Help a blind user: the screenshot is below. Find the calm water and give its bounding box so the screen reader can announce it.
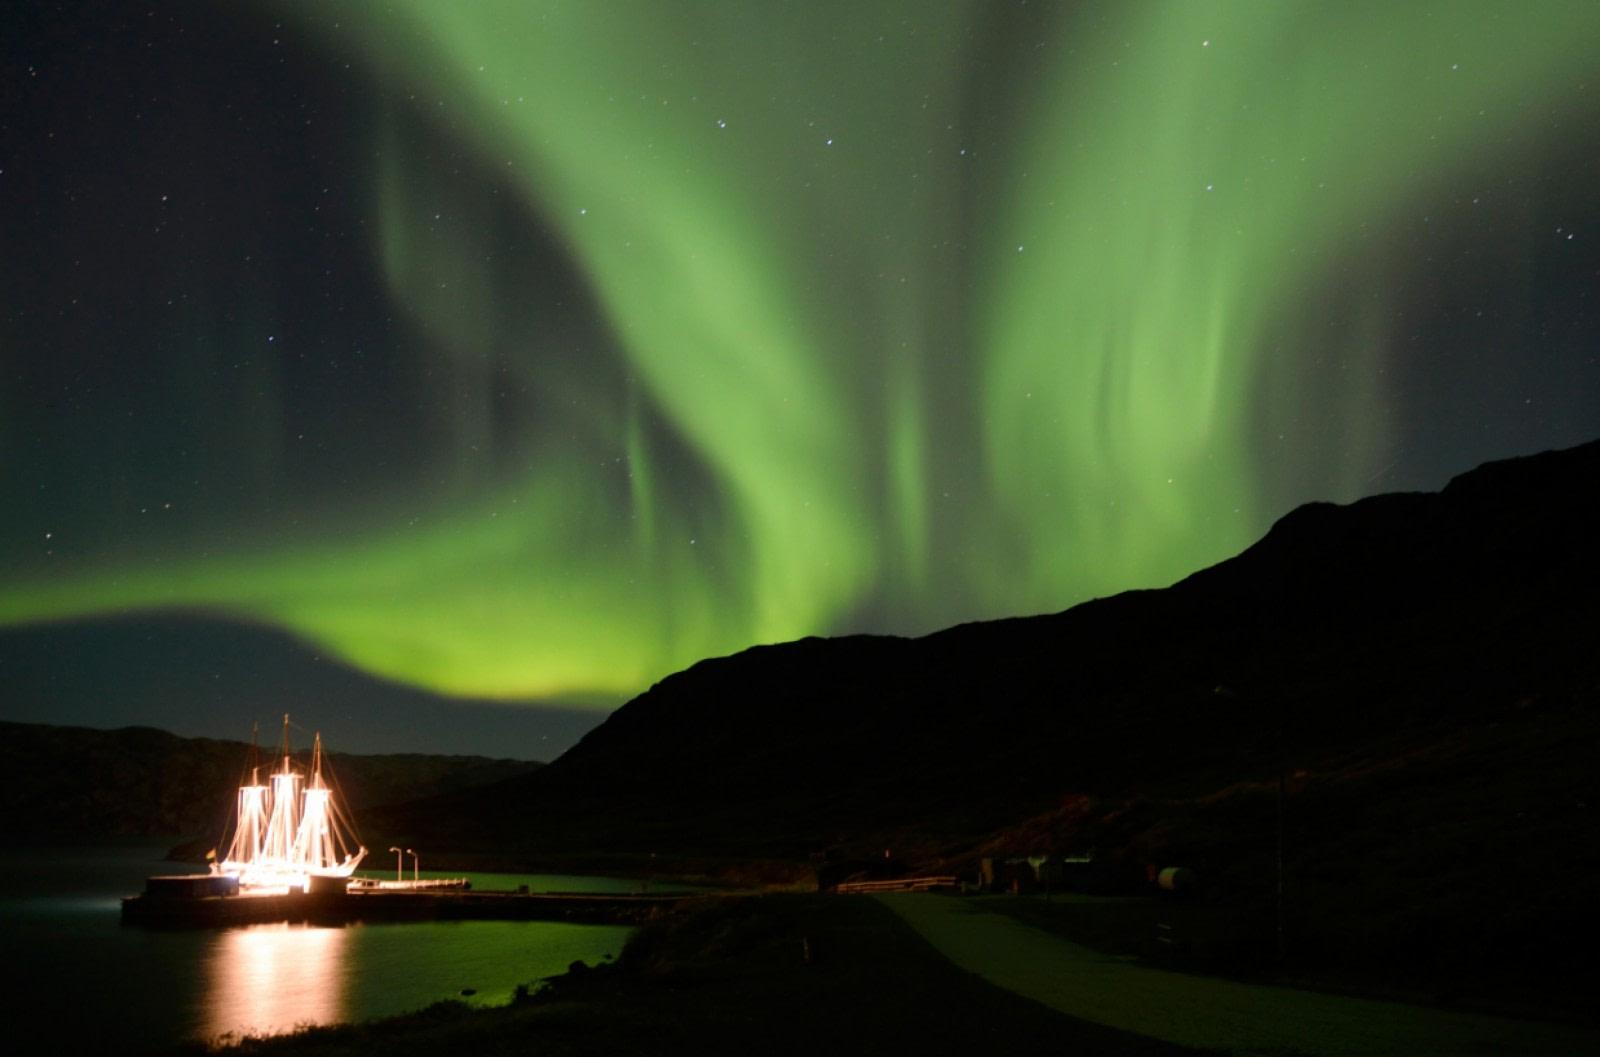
[0,848,646,1054]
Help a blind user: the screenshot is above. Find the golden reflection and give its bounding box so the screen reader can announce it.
[199,923,349,1042]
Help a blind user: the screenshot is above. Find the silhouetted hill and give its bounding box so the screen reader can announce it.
[0,720,542,843]
[388,441,1596,856]
[370,441,1599,984]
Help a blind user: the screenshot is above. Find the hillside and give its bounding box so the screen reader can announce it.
[370,440,1599,982]
[387,440,1596,848]
[0,721,541,843]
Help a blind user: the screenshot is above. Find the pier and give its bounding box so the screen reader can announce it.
[122,880,692,928]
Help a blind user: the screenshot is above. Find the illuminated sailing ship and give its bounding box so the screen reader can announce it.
[212,716,367,892]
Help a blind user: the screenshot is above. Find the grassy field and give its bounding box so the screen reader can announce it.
[965,892,1597,1027]
[880,893,1600,1057]
[174,895,1198,1056]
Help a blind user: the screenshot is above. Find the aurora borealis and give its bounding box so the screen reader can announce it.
[3,2,1598,732]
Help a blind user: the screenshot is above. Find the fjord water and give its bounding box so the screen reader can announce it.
[0,847,638,1053]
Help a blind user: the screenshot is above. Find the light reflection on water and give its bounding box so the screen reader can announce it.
[1,848,636,1054]
[202,923,349,1041]
[191,918,635,1045]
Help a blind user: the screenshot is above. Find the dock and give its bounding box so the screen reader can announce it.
[121,880,692,928]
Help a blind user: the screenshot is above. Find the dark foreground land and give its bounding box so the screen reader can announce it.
[361,439,1600,998]
[168,894,1195,1057]
[960,894,1598,1031]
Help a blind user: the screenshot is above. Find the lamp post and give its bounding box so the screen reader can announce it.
[389,846,403,883]
[407,848,419,883]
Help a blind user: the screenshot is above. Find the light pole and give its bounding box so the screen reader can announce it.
[407,848,419,882]
[389,846,403,883]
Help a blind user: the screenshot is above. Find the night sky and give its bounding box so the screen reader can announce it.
[3,1,1597,752]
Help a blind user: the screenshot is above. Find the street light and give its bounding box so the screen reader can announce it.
[406,848,419,883]
[389,846,403,883]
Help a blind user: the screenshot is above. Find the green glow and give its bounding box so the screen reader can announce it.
[976,2,1600,609]
[3,2,1596,702]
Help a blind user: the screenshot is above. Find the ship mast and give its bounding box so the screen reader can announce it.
[260,714,301,868]
[224,722,268,868]
[295,732,336,872]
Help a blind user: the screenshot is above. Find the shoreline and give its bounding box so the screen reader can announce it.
[168,892,1600,1057]
[163,893,1196,1057]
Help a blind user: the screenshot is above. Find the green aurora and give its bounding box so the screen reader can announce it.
[3,1,1597,704]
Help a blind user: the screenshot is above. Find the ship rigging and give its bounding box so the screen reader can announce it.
[212,715,366,892]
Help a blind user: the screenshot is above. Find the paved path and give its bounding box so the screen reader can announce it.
[878,894,1597,1057]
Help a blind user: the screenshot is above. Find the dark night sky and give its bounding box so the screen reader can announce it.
[2,1,1597,756]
